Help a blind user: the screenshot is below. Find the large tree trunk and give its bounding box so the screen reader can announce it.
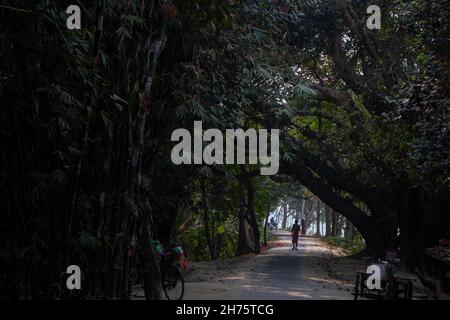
[300,197,306,219]
[397,183,450,270]
[201,179,217,260]
[397,187,428,270]
[245,179,261,254]
[325,206,332,236]
[140,218,161,300]
[134,9,169,300]
[316,198,321,236]
[263,206,270,246]
[331,210,338,236]
[235,202,255,256]
[281,202,288,229]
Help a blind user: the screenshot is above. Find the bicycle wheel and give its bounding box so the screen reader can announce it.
[162,265,184,300]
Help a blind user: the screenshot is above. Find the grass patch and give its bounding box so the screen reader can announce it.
[323,235,366,255]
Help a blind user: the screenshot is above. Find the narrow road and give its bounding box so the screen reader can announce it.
[183,231,361,300]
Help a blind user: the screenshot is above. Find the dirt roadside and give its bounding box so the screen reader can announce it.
[132,230,438,300]
[183,231,366,300]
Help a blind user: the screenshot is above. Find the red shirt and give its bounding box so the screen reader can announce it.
[291,224,300,237]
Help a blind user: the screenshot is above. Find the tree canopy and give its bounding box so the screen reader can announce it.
[0,0,448,299]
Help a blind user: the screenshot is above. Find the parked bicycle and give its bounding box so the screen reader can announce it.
[159,250,185,300]
[128,241,187,300]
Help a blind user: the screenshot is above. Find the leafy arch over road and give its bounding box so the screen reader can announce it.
[247,0,450,264]
[0,0,448,299]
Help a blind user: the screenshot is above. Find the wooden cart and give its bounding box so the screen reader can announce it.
[353,264,414,300]
[425,246,450,294]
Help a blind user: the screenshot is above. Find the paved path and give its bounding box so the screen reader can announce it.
[183,231,357,300]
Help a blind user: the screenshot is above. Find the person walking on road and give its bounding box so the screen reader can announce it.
[291,219,300,250]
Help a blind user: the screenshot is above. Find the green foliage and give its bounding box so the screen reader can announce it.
[1,0,449,299]
[177,228,211,262]
[323,234,366,255]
